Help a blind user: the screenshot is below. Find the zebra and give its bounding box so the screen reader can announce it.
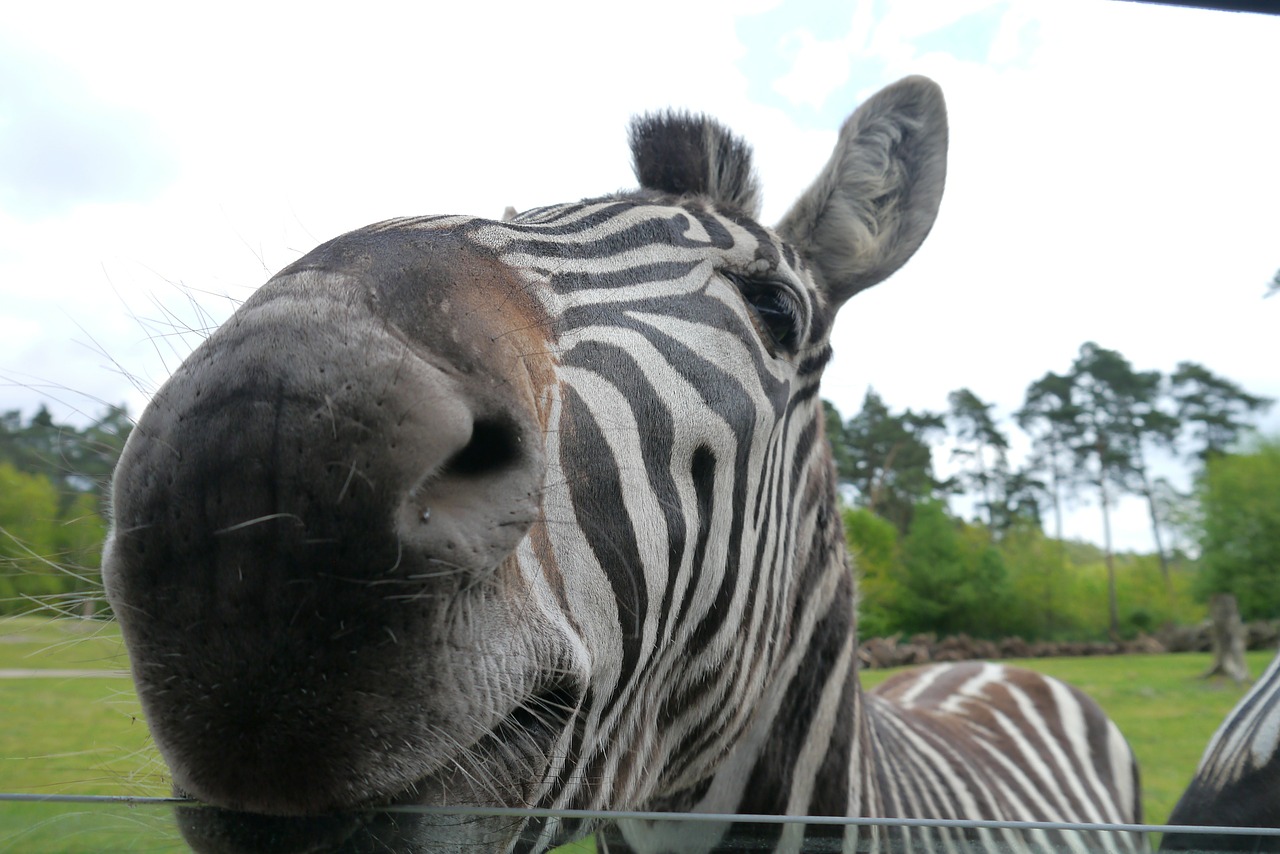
[1161,649,1280,852]
[101,76,1145,853]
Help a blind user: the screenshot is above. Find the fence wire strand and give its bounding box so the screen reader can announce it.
[2,794,1277,839]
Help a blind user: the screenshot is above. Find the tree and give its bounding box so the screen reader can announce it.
[1118,374,1180,586]
[997,519,1066,639]
[52,490,110,617]
[0,405,59,476]
[843,506,900,639]
[828,390,948,534]
[1017,371,1078,546]
[60,404,133,514]
[947,388,1010,534]
[1150,475,1197,559]
[1017,370,1078,628]
[1064,342,1168,636]
[1021,344,1175,636]
[823,400,856,484]
[892,501,1014,638]
[0,404,132,514]
[1194,437,1280,620]
[1168,361,1272,463]
[0,462,62,614]
[0,404,130,616]
[999,466,1047,533]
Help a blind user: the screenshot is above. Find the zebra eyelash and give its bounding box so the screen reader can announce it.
[723,272,805,354]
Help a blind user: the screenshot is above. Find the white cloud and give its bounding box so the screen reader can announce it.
[771,29,856,110]
[770,4,875,109]
[0,40,178,218]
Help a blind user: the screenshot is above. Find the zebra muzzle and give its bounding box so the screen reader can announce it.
[103,244,555,816]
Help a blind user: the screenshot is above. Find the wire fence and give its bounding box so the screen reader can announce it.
[4,792,1279,848]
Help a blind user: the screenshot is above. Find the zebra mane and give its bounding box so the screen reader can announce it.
[628,111,762,217]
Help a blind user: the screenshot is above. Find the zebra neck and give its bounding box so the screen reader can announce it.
[739,568,874,817]
[606,510,883,851]
[667,567,877,819]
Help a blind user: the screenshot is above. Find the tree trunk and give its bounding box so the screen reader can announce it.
[1201,593,1250,684]
[868,441,902,515]
[1142,483,1170,585]
[1133,449,1171,589]
[1049,460,1070,635]
[1099,475,1119,641]
[1048,450,1066,638]
[976,449,994,534]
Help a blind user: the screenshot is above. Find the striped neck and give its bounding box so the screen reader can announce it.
[648,460,876,819]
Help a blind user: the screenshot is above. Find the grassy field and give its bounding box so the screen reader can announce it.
[0,615,1270,850]
[0,617,175,851]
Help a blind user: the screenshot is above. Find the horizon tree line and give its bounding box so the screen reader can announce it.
[824,341,1273,639]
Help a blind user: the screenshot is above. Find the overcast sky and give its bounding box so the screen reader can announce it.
[2,1,1277,552]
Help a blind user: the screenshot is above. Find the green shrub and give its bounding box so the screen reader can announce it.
[846,499,1205,642]
[1194,437,1280,619]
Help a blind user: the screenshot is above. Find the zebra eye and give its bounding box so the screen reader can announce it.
[728,274,802,353]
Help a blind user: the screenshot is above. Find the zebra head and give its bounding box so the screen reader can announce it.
[102,77,947,850]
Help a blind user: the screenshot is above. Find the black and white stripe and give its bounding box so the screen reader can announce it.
[103,76,1147,854]
[455,116,1140,850]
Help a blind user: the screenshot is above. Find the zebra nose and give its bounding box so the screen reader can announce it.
[105,281,547,607]
[394,412,540,576]
[101,275,551,814]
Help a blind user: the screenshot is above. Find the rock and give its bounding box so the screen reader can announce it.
[897,643,932,667]
[999,637,1032,659]
[1123,633,1166,655]
[1246,620,1280,651]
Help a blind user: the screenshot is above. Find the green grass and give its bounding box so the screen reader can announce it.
[0,800,185,853]
[0,616,174,851]
[0,615,1269,850]
[0,615,132,672]
[0,617,165,798]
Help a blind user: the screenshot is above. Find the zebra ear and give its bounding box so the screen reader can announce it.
[777,76,947,307]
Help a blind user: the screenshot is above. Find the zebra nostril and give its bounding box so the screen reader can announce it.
[440,416,524,478]
[393,410,539,576]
